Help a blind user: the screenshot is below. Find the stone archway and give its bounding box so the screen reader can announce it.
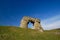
[20,16,43,32]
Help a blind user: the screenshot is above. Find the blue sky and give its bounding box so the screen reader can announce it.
[0,0,60,30]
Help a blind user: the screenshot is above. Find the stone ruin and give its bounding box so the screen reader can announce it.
[20,16,43,32]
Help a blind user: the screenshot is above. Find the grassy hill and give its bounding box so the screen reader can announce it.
[0,26,60,40]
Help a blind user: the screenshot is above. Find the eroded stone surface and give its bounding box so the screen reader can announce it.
[20,16,43,32]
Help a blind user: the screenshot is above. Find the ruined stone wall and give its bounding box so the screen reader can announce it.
[20,16,43,32]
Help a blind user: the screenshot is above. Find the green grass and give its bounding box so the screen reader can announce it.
[0,26,60,40]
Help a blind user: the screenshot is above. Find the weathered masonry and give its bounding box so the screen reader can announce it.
[20,16,43,32]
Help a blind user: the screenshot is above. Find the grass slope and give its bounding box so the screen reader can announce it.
[0,26,60,40]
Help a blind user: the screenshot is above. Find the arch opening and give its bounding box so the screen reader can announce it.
[28,20,34,29]
[28,22,33,29]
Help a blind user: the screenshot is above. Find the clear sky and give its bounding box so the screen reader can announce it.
[0,0,60,30]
